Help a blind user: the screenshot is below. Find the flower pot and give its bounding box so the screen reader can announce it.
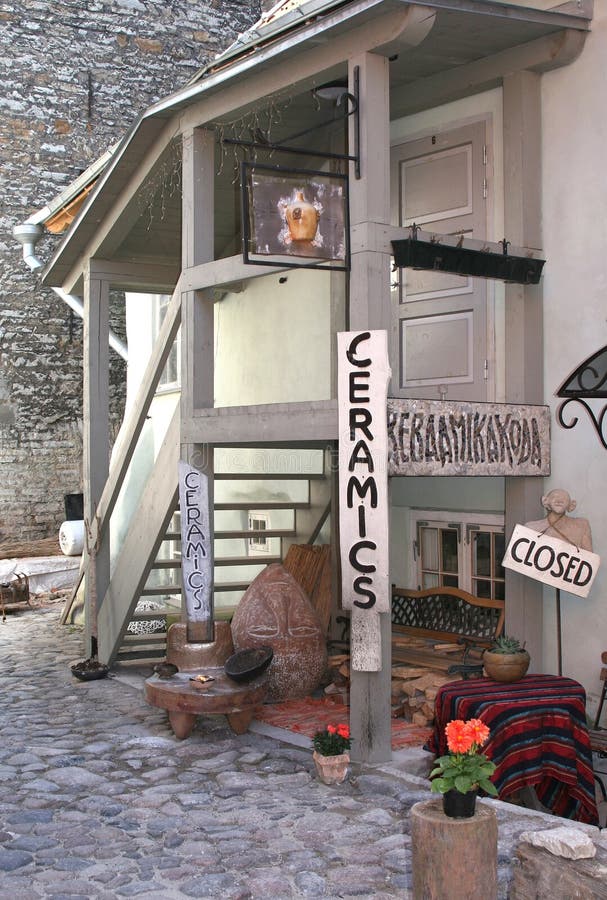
[483,649,530,683]
[313,750,350,785]
[442,788,477,818]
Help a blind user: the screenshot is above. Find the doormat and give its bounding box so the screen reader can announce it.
[254,695,433,751]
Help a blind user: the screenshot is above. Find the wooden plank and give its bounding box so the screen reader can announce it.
[89,280,182,552]
[181,400,338,444]
[83,265,110,657]
[347,50,392,765]
[182,254,289,293]
[503,71,545,665]
[97,406,180,666]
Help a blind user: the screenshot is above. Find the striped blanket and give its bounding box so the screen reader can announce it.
[428,674,598,825]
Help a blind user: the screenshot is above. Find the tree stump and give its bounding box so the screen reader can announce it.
[411,798,498,899]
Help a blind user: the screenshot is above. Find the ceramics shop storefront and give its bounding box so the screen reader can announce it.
[29,0,599,763]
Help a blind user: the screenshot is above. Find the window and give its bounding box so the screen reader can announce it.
[410,509,504,599]
[153,294,180,390]
[248,512,270,555]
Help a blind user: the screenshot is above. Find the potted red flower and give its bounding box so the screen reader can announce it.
[430,718,498,817]
[312,722,351,784]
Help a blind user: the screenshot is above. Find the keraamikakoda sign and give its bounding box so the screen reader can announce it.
[387,398,550,476]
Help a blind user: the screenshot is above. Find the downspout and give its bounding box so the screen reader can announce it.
[12,223,128,361]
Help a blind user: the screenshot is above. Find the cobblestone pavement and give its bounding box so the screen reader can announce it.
[0,604,587,899]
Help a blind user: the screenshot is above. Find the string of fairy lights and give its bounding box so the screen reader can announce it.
[137,89,331,228]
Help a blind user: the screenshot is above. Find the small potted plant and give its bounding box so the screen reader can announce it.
[430,718,498,817]
[483,634,530,683]
[312,723,351,784]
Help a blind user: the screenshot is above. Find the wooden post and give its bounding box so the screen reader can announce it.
[347,51,392,764]
[503,71,544,670]
[83,262,110,657]
[411,799,498,900]
[181,127,215,643]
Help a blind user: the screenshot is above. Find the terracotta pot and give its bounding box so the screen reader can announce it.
[285,191,319,242]
[313,750,350,785]
[442,788,477,818]
[483,649,530,683]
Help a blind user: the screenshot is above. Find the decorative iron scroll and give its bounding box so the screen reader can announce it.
[556,345,607,450]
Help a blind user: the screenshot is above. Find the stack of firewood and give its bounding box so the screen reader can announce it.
[324,654,461,725]
[391,666,460,726]
[325,653,351,705]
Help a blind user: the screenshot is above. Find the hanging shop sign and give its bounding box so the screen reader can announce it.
[387,398,550,477]
[241,162,349,271]
[502,524,600,598]
[179,461,213,624]
[338,330,391,672]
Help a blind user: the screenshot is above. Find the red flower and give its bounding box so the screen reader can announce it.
[327,725,337,734]
[336,724,350,739]
[466,718,490,748]
[445,719,475,754]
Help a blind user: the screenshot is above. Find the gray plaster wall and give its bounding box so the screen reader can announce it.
[0,0,260,543]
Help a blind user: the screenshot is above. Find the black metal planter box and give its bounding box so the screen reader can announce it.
[391,238,545,285]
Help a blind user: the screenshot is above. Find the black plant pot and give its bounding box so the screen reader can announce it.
[442,789,477,818]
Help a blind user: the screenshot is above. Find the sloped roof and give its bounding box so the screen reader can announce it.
[39,0,592,289]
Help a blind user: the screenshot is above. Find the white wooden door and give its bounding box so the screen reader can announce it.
[391,122,490,402]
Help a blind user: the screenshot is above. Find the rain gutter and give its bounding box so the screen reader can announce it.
[13,222,128,361]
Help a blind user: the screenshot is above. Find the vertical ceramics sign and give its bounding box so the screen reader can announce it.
[502,524,600,598]
[338,330,391,671]
[178,461,213,625]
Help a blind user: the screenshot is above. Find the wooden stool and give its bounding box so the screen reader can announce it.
[145,667,267,739]
[411,798,498,899]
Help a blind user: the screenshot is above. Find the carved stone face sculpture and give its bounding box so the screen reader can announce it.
[231,563,327,701]
[542,489,575,516]
[525,487,593,552]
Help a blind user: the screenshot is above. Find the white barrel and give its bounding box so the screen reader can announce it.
[59,520,85,556]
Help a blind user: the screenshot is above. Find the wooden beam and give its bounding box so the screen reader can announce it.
[181,127,215,639]
[178,6,433,134]
[503,71,544,671]
[181,128,215,419]
[83,263,110,657]
[181,400,338,445]
[182,255,290,293]
[89,278,182,550]
[73,259,178,292]
[390,29,586,120]
[97,406,180,666]
[347,51,392,765]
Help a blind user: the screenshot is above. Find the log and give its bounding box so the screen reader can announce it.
[0,536,61,560]
[412,711,432,726]
[411,799,498,900]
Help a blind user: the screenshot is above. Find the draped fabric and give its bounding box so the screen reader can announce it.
[428,675,598,825]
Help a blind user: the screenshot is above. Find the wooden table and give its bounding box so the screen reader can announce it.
[145,668,268,739]
[428,674,598,825]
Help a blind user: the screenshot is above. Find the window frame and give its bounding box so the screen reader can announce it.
[408,508,504,598]
[153,293,180,393]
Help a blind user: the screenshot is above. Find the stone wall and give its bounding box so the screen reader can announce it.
[0,0,260,542]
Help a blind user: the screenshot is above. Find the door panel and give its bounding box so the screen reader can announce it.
[391,122,489,401]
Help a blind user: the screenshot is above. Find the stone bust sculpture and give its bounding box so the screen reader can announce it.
[525,488,593,552]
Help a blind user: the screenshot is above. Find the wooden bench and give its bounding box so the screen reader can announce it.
[391,586,505,674]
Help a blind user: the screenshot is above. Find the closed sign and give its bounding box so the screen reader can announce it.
[503,524,600,598]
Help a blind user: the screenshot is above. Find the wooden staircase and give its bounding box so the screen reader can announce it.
[110,449,330,665]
